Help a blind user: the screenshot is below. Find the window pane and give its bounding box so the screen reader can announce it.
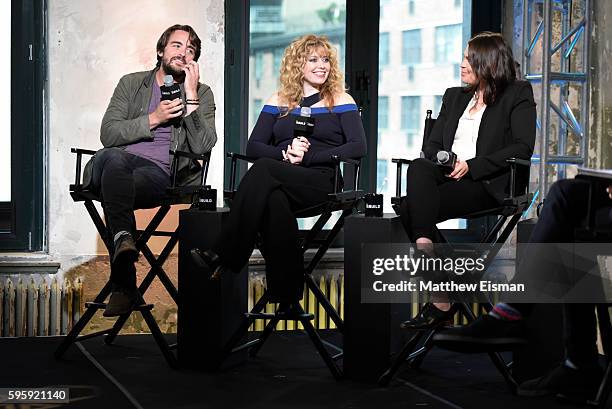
[379,32,389,66]
[435,24,462,64]
[377,0,469,215]
[0,2,10,202]
[378,96,389,129]
[402,29,421,65]
[377,159,388,193]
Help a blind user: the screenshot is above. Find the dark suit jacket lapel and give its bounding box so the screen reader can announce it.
[444,90,472,149]
[476,104,491,155]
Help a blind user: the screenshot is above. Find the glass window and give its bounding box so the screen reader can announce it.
[249,0,347,230]
[273,47,284,75]
[433,95,443,116]
[379,32,390,67]
[254,52,264,81]
[377,0,469,218]
[248,0,346,135]
[401,96,421,132]
[252,98,263,124]
[0,2,10,203]
[435,24,462,64]
[402,29,421,65]
[378,96,389,129]
[376,159,388,193]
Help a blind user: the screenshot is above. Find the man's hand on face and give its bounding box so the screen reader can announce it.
[183,61,200,98]
[149,98,183,129]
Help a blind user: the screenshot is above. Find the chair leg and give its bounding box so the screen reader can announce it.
[55,306,100,359]
[249,317,279,357]
[590,361,612,408]
[305,275,344,332]
[456,302,518,392]
[300,314,343,380]
[140,308,178,369]
[222,293,270,359]
[407,329,436,369]
[55,282,112,359]
[378,331,426,386]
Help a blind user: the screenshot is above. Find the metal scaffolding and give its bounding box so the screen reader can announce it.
[521,0,590,197]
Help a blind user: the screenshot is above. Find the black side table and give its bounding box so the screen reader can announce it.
[177,207,248,370]
[343,213,413,381]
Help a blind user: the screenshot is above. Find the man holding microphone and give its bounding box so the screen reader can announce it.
[84,24,217,316]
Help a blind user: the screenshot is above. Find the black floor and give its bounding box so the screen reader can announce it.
[0,333,608,409]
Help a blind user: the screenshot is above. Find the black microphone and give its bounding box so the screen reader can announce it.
[435,150,458,172]
[294,106,315,138]
[160,75,181,101]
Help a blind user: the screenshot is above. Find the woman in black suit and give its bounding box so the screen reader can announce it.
[399,32,536,329]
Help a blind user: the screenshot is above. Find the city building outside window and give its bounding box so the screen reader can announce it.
[402,29,421,65]
[435,24,462,64]
[378,96,389,130]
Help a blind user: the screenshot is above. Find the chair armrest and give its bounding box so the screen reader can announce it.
[169,150,211,189]
[70,147,97,188]
[391,158,413,165]
[226,151,257,163]
[170,149,209,161]
[331,155,360,166]
[506,158,531,167]
[71,148,97,155]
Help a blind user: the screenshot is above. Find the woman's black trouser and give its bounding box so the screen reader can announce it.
[511,179,603,369]
[89,147,170,289]
[213,158,335,303]
[398,158,498,242]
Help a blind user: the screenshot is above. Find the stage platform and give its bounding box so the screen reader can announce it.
[0,332,606,409]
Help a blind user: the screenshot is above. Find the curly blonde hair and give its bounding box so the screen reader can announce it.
[278,34,345,113]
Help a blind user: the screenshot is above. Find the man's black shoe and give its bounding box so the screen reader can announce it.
[400,303,457,330]
[518,363,602,402]
[433,315,527,352]
[113,233,138,265]
[103,287,141,317]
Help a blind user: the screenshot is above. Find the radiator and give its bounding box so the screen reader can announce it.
[0,276,83,337]
[249,273,344,332]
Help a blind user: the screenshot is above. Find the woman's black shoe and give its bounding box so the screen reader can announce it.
[400,303,456,330]
[190,248,222,279]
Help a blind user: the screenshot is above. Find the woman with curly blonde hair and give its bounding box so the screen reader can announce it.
[191,34,366,307]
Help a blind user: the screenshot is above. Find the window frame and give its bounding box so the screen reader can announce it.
[1,0,46,251]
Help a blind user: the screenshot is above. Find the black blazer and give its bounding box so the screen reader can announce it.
[423,80,536,204]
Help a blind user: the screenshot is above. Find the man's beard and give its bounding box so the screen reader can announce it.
[161,57,186,77]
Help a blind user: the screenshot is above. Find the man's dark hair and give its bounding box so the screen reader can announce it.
[465,32,517,105]
[156,24,202,66]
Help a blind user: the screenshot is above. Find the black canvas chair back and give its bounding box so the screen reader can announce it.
[55,148,211,368]
[219,152,363,380]
[381,111,533,390]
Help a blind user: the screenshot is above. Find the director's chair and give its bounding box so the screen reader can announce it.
[379,110,532,391]
[54,147,210,368]
[217,152,363,379]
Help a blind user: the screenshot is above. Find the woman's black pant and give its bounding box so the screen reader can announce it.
[213,158,335,303]
[398,158,498,242]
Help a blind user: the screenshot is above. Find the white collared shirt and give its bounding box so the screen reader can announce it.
[451,96,486,161]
